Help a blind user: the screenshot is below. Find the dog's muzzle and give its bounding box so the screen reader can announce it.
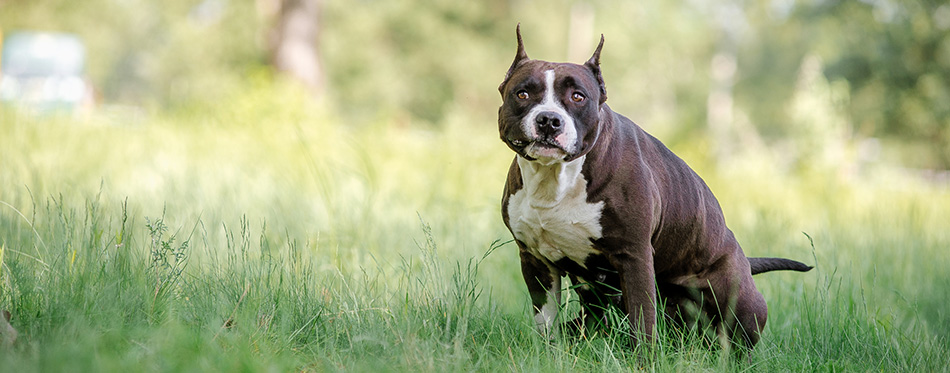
[535,111,564,137]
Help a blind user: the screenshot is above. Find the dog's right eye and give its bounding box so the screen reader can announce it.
[516,91,529,100]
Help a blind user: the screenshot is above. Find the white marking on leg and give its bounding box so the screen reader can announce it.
[534,275,561,336]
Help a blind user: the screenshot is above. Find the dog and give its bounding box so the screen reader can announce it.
[498,26,812,348]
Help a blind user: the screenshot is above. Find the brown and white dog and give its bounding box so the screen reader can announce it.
[498,26,811,348]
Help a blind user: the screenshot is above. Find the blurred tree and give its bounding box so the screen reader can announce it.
[261,0,323,96]
[726,0,950,169]
[798,0,950,169]
[320,0,510,124]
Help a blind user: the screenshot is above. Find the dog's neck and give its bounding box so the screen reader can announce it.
[517,155,587,208]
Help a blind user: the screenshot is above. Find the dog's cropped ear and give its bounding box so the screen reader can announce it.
[499,24,529,94]
[585,34,607,104]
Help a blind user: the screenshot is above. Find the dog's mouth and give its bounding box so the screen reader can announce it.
[508,137,569,162]
[509,139,529,149]
[533,138,562,149]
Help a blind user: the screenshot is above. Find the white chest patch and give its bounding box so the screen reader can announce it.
[507,156,604,267]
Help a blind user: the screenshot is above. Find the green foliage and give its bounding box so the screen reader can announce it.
[0,0,262,107]
[734,0,950,168]
[4,0,949,165]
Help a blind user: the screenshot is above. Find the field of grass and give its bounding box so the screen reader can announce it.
[1,83,949,371]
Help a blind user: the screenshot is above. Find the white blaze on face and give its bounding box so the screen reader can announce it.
[522,69,578,163]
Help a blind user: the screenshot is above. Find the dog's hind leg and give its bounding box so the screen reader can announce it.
[698,254,769,349]
[657,282,702,330]
[722,278,768,348]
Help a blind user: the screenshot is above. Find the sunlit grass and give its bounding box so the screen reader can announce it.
[1,83,948,370]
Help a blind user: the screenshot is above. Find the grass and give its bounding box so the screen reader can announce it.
[1,84,949,371]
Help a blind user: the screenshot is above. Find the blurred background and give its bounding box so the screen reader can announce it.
[2,0,950,336]
[2,0,949,171]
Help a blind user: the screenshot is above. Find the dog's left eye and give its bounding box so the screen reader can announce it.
[516,90,529,100]
[571,92,585,103]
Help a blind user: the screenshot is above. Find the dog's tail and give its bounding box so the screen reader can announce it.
[748,257,813,275]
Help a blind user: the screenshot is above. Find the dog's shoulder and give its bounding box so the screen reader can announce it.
[501,156,523,226]
[503,156,524,195]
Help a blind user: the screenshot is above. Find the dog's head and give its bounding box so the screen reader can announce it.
[497,25,607,165]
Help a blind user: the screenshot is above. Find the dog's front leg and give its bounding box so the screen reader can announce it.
[520,249,562,337]
[609,247,658,344]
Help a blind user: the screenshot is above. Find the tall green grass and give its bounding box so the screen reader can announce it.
[1,84,948,370]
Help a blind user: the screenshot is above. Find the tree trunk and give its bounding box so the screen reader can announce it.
[264,0,322,96]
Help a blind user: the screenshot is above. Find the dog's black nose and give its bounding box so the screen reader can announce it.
[536,111,563,135]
